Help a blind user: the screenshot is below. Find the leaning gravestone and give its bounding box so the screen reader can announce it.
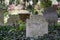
[26,15,48,38]
[7,15,20,26]
[43,7,58,26]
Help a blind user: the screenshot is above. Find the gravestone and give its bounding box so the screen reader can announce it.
[43,7,58,26]
[18,10,30,22]
[7,15,20,26]
[26,15,48,38]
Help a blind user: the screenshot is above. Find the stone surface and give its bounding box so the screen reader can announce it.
[7,15,20,26]
[43,7,58,26]
[26,15,48,38]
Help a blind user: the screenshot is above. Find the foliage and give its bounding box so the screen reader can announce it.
[0,26,26,40]
[18,20,26,31]
[27,4,33,11]
[57,0,60,2]
[0,23,60,40]
[0,0,4,3]
[4,11,8,17]
[33,9,38,15]
[57,7,60,17]
[9,0,15,4]
[16,0,20,5]
[40,0,52,8]
[33,0,38,5]
[0,3,7,9]
[0,19,26,40]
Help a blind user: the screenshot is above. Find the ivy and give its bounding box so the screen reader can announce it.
[40,0,52,8]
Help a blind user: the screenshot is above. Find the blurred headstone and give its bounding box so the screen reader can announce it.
[26,15,48,38]
[19,10,30,22]
[43,7,58,26]
[7,15,19,26]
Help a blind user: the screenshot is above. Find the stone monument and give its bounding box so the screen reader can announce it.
[26,15,48,38]
[43,7,58,26]
[7,15,20,26]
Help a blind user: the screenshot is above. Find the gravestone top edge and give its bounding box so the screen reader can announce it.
[27,15,48,23]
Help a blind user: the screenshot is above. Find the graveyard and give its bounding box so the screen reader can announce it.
[0,0,60,40]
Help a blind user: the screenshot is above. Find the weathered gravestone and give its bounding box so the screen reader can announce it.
[19,10,30,22]
[7,15,20,26]
[43,7,58,26]
[26,15,48,38]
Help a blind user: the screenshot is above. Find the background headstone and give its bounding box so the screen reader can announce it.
[26,15,48,38]
[18,10,30,22]
[43,7,58,26]
[19,13,30,22]
[7,15,19,26]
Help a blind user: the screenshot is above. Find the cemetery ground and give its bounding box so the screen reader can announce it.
[0,21,60,40]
